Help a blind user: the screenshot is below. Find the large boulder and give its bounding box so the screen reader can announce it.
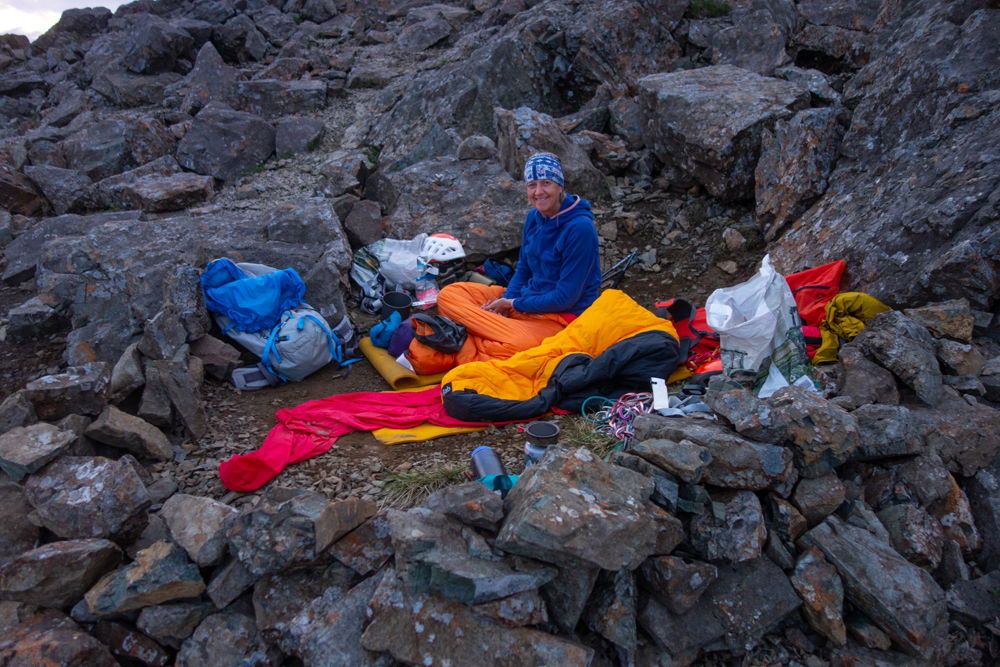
[495,106,605,195]
[176,102,275,182]
[771,0,1000,310]
[638,64,809,200]
[122,14,195,74]
[381,156,526,258]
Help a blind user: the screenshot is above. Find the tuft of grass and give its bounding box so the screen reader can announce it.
[306,134,323,152]
[561,415,620,460]
[380,465,466,509]
[361,142,382,166]
[687,0,731,18]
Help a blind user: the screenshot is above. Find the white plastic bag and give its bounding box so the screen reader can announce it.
[705,255,813,395]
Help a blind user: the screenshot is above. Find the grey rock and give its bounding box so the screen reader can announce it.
[205,557,256,609]
[755,386,860,477]
[389,507,554,605]
[116,171,216,213]
[584,568,637,660]
[608,451,680,513]
[176,610,271,667]
[90,68,184,108]
[639,555,718,616]
[212,14,268,64]
[793,475,847,525]
[0,538,122,609]
[235,79,327,119]
[273,572,385,666]
[936,338,985,376]
[0,392,36,437]
[316,150,368,198]
[910,388,1000,476]
[275,116,325,156]
[837,343,900,407]
[967,455,1000,572]
[34,6,112,49]
[935,539,970,589]
[397,16,452,51]
[146,359,206,439]
[774,65,842,105]
[851,404,924,461]
[327,510,394,577]
[61,117,174,181]
[159,494,237,567]
[790,546,847,646]
[23,165,92,215]
[0,159,43,216]
[253,559,357,645]
[457,134,498,160]
[2,295,69,343]
[894,453,953,508]
[23,363,110,422]
[136,602,214,650]
[764,493,809,543]
[362,567,593,666]
[845,610,893,651]
[856,311,943,406]
[85,540,205,616]
[540,558,600,634]
[139,308,188,361]
[639,557,801,656]
[123,14,195,74]
[946,571,1000,625]
[639,64,808,200]
[361,170,398,215]
[0,482,38,566]
[799,515,947,657]
[24,455,150,541]
[342,199,384,249]
[381,156,527,258]
[176,102,274,182]
[928,474,981,556]
[85,405,173,462]
[631,438,712,484]
[139,363,173,429]
[904,298,975,343]
[91,619,172,667]
[0,423,76,481]
[495,106,606,196]
[756,107,844,241]
[770,1,998,311]
[497,447,661,570]
[631,414,796,491]
[227,489,375,577]
[690,489,767,563]
[109,342,145,403]
[189,334,242,382]
[169,41,240,115]
[425,481,504,531]
[0,610,117,666]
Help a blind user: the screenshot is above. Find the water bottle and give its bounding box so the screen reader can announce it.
[470,446,506,479]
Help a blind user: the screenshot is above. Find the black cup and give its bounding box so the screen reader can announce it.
[381,291,413,319]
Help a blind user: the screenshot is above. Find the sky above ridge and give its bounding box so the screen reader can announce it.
[1,1,129,41]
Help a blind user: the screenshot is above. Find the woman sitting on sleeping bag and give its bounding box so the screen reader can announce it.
[407,152,602,374]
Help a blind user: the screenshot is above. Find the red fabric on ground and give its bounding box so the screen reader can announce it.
[219,386,494,491]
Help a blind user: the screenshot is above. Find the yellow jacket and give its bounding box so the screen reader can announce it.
[813,292,891,364]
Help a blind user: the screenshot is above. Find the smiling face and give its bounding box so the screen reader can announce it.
[526,179,564,218]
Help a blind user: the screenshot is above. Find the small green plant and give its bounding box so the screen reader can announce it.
[292,14,303,25]
[562,416,620,460]
[380,465,466,508]
[361,142,382,166]
[246,164,267,175]
[306,135,323,152]
[687,0,731,19]
[278,151,294,161]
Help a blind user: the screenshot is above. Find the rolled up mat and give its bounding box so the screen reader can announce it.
[359,336,447,390]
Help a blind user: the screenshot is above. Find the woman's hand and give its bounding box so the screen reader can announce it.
[482,297,514,316]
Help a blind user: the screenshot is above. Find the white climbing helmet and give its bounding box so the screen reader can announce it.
[421,233,466,262]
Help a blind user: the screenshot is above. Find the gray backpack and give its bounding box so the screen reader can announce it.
[212,262,355,383]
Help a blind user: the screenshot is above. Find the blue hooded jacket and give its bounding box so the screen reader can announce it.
[503,193,601,315]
